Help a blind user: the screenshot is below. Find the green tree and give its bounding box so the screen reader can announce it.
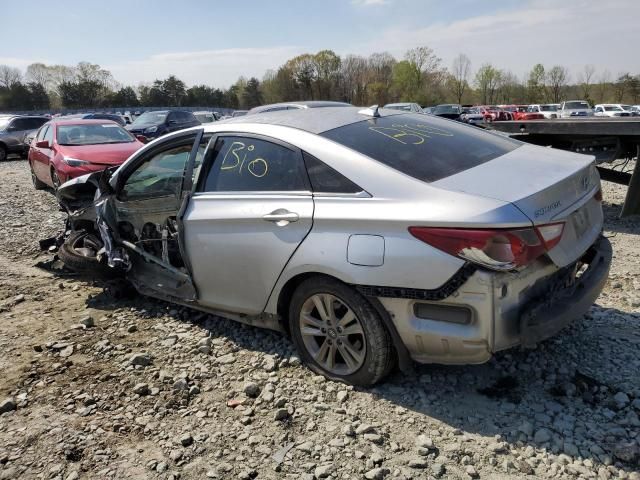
[27,82,50,109]
[242,77,263,108]
[161,75,187,106]
[391,60,421,101]
[474,64,501,104]
[110,86,139,106]
[527,63,546,103]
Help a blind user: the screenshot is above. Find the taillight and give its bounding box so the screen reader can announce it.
[408,223,564,271]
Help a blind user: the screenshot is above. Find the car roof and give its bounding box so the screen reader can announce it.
[47,119,120,126]
[1,115,49,119]
[219,106,407,135]
[249,101,350,114]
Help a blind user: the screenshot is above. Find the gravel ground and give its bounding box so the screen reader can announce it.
[0,157,639,480]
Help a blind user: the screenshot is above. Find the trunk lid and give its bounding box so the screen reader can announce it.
[432,144,603,267]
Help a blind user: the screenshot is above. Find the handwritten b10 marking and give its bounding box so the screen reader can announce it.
[220,141,269,178]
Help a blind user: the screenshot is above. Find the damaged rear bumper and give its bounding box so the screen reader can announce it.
[373,235,612,365]
[517,235,612,347]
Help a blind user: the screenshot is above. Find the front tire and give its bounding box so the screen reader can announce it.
[289,277,394,386]
[50,168,61,190]
[58,230,114,276]
[0,145,6,161]
[30,162,46,190]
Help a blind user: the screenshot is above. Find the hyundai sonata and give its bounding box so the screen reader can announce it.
[56,106,611,385]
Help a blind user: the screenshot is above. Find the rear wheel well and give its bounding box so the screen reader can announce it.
[276,272,411,371]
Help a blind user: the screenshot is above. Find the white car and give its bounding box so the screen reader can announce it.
[559,100,593,118]
[593,104,632,118]
[527,104,559,119]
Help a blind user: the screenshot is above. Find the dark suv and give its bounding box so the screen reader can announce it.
[126,110,200,140]
[0,115,50,160]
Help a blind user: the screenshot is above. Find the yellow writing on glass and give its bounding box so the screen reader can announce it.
[220,141,269,178]
[369,123,454,144]
[369,127,425,145]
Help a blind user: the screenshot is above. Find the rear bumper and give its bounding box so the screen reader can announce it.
[517,235,611,347]
[373,235,611,365]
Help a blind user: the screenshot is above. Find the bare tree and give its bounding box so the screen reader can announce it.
[547,65,570,103]
[577,64,596,102]
[0,65,22,88]
[25,63,52,89]
[340,55,369,104]
[405,46,441,74]
[450,54,471,104]
[596,70,611,103]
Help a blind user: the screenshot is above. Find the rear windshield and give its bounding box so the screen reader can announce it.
[565,101,590,109]
[321,114,520,183]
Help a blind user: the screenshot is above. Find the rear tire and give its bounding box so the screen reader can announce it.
[289,277,394,386]
[58,230,114,276]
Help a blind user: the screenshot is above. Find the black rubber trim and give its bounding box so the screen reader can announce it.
[354,263,477,301]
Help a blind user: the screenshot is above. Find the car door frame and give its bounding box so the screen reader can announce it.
[104,128,204,301]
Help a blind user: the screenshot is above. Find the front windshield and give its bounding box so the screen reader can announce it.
[131,112,168,125]
[540,105,558,111]
[232,111,247,117]
[57,123,135,145]
[194,113,214,123]
[565,101,590,109]
[434,105,460,114]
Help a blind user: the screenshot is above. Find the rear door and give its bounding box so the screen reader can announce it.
[183,133,314,315]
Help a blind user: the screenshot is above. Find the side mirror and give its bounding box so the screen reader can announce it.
[168,120,178,126]
[135,134,148,144]
[36,140,50,149]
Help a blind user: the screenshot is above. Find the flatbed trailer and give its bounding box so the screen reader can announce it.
[486,118,640,216]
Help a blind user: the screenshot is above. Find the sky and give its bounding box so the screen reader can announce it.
[1,0,638,88]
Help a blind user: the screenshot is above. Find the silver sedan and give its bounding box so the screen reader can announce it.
[57,106,611,386]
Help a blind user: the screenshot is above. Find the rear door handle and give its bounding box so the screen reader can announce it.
[262,209,299,225]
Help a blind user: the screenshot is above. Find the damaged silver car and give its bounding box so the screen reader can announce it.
[55,107,612,386]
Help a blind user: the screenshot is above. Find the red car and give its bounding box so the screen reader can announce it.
[29,119,144,190]
[501,105,545,120]
[478,106,513,122]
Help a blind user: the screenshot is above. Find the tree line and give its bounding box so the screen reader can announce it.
[1,48,639,112]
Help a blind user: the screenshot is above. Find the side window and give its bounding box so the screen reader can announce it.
[36,125,49,142]
[44,125,54,143]
[303,152,363,194]
[199,136,308,193]
[121,143,192,201]
[8,119,28,131]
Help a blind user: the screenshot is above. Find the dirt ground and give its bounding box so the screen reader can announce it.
[0,157,639,480]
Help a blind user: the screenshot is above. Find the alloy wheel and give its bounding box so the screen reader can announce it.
[298,293,367,375]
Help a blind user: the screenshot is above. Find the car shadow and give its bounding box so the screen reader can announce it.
[84,281,638,470]
[602,201,640,235]
[39,252,635,470]
[364,304,639,469]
